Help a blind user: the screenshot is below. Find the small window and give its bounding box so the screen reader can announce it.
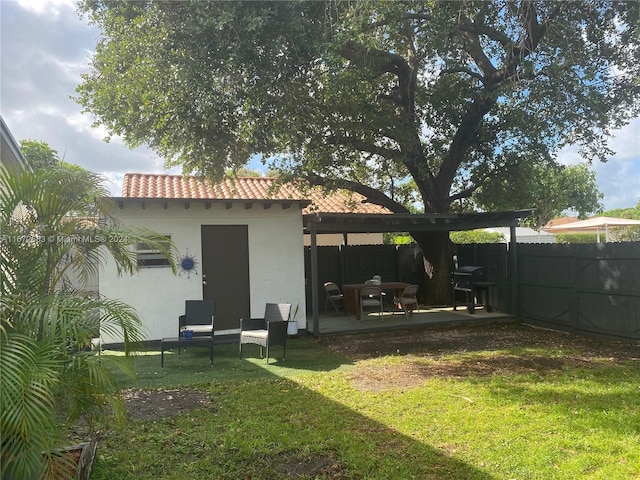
[136,235,171,268]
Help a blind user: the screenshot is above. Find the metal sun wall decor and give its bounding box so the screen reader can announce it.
[179,250,199,278]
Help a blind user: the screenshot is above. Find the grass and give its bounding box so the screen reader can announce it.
[89,326,640,480]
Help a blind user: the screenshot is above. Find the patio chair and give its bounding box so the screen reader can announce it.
[359,285,383,321]
[323,281,344,314]
[179,300,216,337]
[393,284,419,319]
[239,303,291,364]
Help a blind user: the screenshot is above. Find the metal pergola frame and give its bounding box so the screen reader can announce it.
[303,209,534,336]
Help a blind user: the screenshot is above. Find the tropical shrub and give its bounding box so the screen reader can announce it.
[0,166,176,479]
[450,230,504,244]
[554,233,599,244]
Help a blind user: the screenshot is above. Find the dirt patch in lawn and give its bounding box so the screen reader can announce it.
[317,323,640,392]
[121,387,214,421]
[272,451,353,479]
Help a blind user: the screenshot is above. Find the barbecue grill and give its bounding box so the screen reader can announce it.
[452,266,495,314]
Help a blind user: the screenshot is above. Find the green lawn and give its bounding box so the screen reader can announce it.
[89,324,640,479]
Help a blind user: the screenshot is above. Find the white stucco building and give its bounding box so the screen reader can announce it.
[99,173,389,343]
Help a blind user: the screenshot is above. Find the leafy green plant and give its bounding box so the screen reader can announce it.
[0,166,177,479]
[554,233,599,244]
[612,226,640,242]
[450,230,504,244]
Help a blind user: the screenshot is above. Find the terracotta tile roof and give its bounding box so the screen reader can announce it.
[121,173,390,215]
[544,216,578,228]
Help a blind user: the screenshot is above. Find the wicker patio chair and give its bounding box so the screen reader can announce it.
[178,300,216,337]
[239,303,291,364]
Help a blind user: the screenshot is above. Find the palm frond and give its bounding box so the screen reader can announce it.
[0,333,61,479]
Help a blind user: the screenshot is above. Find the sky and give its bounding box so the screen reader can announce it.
[1,0,639,210]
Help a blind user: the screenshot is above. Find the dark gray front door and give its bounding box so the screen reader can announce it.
[201,225,250,331]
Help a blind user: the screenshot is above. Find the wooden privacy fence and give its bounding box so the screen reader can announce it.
[304,241,640,342]
[516,242,640,342]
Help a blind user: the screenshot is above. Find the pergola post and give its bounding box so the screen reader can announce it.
[509,225,518,316]
[310,229,320,337]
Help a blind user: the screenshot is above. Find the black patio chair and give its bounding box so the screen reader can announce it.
[179,300,216,337]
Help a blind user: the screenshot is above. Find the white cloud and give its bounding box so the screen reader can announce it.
[608,117,640,161]
[17,0,74,17]
[557,118,640,210]
[66,112,113,142]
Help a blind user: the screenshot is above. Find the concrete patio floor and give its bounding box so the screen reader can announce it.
[305,305,516,336]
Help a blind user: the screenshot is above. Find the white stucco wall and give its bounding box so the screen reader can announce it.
[99,200,307,343]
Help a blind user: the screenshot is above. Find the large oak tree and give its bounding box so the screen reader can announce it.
[77,0,639,303]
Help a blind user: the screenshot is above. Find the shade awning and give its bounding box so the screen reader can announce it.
[544,216,640,242]
[303,209,534,234]
[545,216,640,231]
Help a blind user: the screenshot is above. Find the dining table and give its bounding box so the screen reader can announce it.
[341,282,412,320]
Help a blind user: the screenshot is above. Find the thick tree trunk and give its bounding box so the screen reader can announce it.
[411,231,454,306]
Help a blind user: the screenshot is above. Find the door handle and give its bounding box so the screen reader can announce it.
[202,281,207,286]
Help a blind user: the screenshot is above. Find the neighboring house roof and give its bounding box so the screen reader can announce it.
[485,227,555,244]
[544,216,578,228]
[0,116,25,170]
[121,173,391,215]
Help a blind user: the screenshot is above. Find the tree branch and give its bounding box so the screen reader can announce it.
[340,40,411,78]
[509,2,546,61]
[440,66,486,83]
[436,96,494,201]
[457,15,498,81]
[304,172,410,214]
[449,184,479,203]
[324,134,400,160]
[457,22,512,51]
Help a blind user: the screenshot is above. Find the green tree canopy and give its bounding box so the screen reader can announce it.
[604,199,640,220]
[19,139,59,170]
[20,138,105,215]
[474,162,603,229]
[76,0,640,302]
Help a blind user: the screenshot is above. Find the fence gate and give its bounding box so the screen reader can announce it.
[518,243,640,341]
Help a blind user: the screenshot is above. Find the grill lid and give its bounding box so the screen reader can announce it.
[452,266,487,283]
[454,266,485,275]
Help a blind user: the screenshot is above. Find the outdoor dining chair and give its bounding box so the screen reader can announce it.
[393,284,419,319]
[323,281,344,314]
[359,285,383,321]
[239,303,291,364]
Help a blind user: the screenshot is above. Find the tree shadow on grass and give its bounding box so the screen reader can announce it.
[92,375,496,480]
[94,338,496,480]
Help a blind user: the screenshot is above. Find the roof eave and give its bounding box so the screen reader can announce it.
[110,197,312,210]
